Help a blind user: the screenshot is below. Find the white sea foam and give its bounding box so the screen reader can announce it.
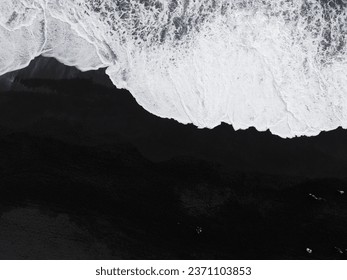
[0,0,347,137]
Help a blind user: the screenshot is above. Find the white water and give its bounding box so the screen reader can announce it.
[1,0,347,137]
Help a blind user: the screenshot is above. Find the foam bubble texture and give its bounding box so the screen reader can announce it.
[1,0,347,137]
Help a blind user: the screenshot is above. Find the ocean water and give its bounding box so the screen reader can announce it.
[0,0,346,137]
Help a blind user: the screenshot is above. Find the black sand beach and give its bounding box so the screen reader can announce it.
[0,57,346,259]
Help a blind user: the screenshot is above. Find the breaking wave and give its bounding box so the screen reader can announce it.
[1,0,347,137]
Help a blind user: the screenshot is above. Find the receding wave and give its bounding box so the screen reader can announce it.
[1,0,347,137]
